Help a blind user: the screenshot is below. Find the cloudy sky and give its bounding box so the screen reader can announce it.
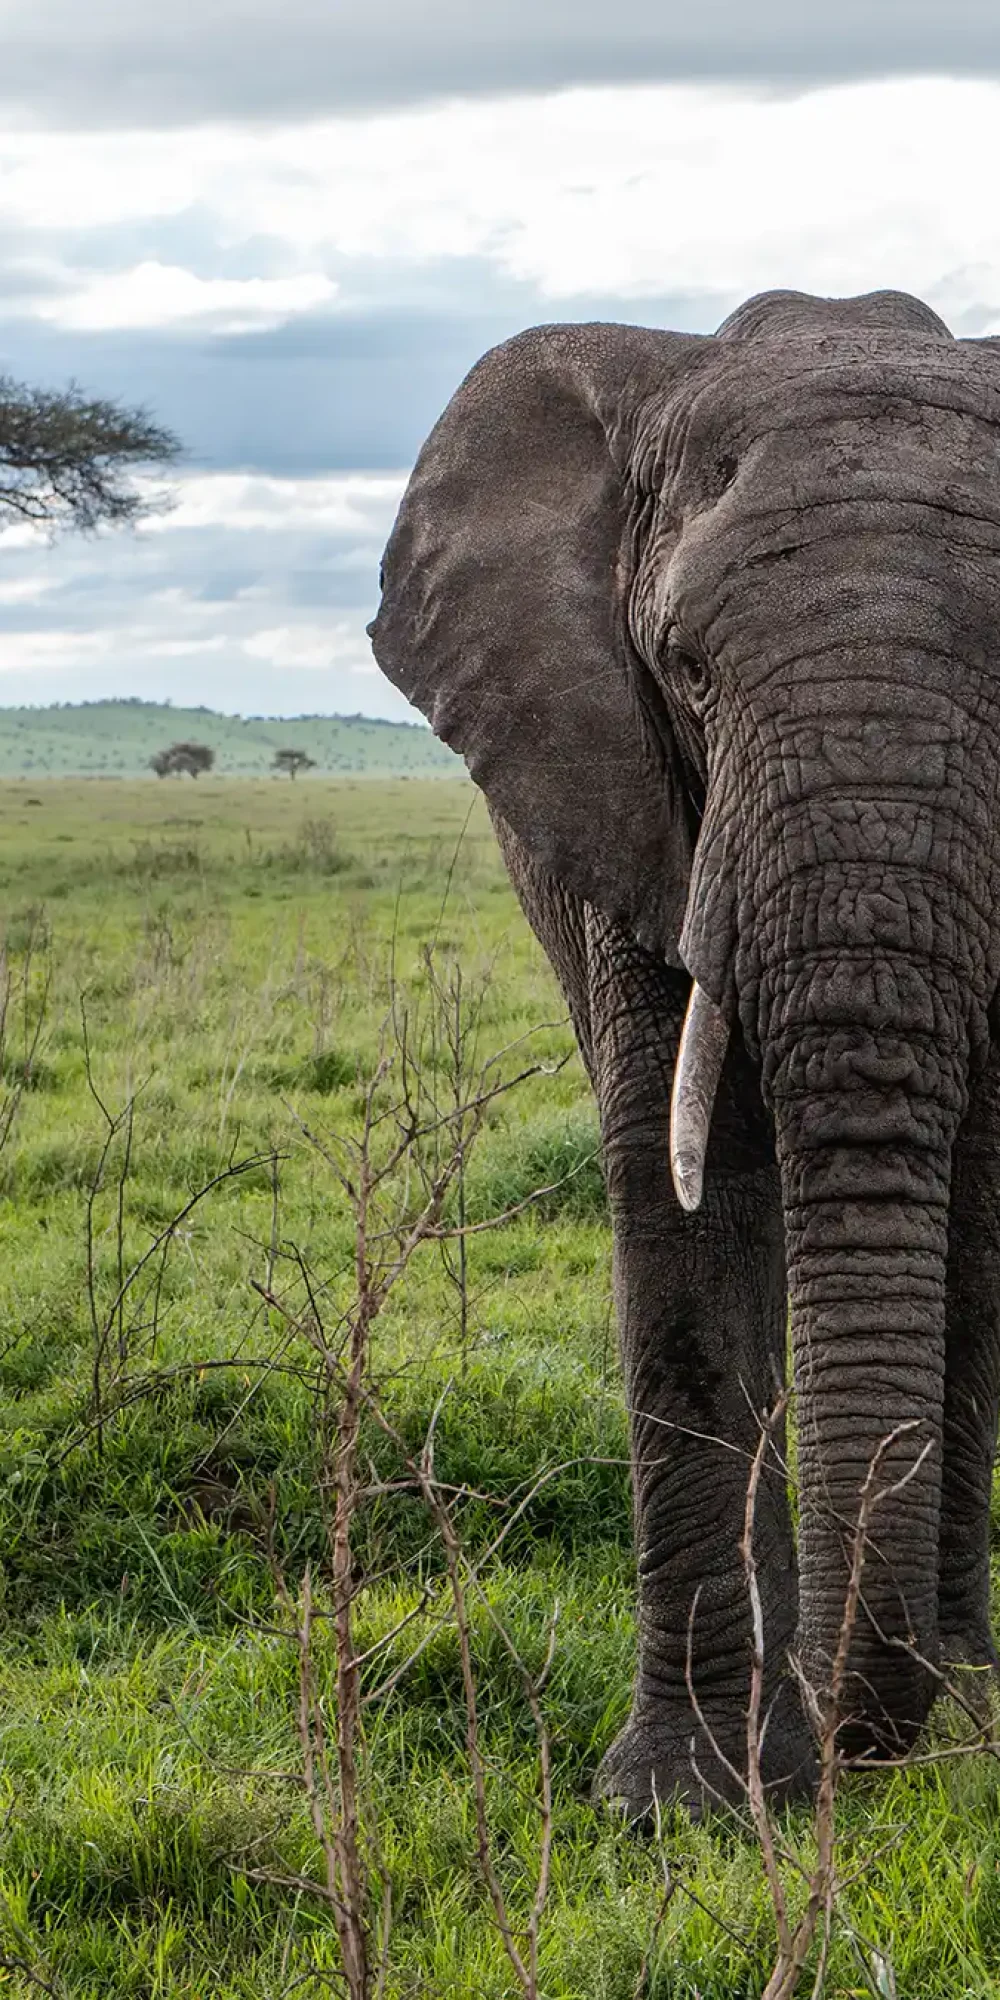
[2,3,1000,719]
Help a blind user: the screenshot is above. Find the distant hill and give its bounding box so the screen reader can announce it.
[0,700,461,779]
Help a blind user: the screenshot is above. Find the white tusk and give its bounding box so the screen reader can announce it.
[669,981,729,1213]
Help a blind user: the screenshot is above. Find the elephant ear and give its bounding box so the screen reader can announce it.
[369,322,704,961]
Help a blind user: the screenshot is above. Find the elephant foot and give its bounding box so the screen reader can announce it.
[939,1620,999,1672]
[939,1622,1000,1725]
[593,1689,815,1826]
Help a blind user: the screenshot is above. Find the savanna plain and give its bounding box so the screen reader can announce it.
[0,775,998,1998]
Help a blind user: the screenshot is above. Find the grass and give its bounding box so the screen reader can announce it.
[0,776,996,1996]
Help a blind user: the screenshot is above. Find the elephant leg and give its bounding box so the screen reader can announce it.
[489,812,810,1814]
[938,1044,1000,1682]
[583,909,811,1817]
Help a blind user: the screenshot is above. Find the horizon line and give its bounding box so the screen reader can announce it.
[0,696,429,728]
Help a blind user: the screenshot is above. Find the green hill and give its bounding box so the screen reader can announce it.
[0,699,460,778]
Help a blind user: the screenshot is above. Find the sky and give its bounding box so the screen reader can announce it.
[1,4,1000,719]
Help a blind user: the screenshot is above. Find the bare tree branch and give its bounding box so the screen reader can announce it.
[0,374,179,535]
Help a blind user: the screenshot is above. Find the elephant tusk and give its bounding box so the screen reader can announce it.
[669,981,729,1213]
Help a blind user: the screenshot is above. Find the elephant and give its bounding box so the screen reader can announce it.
[368,288,1000,1820]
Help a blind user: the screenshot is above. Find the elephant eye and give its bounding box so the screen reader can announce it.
[665,633,712,706]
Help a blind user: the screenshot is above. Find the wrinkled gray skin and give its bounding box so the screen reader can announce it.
[370,289,1000,1819]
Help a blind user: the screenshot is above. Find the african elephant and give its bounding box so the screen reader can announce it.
[369,289,1000,1819]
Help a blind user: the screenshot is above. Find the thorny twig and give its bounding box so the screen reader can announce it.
[76,1019,280,1454]
[409,1386,555,1998]
[235,969,564,1995]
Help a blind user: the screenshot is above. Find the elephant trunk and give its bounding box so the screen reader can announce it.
[673,639,996,1751]
[761,937,970,1751]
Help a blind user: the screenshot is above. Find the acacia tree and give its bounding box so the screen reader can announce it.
[149,742,215,778]
[169,741,214,778]
[272,748,317,780]
[0,375,179,534]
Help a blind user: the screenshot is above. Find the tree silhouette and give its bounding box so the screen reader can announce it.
[272,748,317,780]
[150,741,215,778]
[0,376,180,534]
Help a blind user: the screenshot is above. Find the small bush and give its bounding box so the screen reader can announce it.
[127,840,204,879]
[264,816,349,876]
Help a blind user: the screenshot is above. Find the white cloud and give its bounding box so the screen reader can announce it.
[0,575,56,604]
[0,472,407,714]
[146,471,407,535]
[155,635,231,656]
[0,620,343,672]
[0,628,115,666]
[0,523,53,551]
[3,79,1000,330]
[3,77,1000,714]
[35,261,337,332]
[243,620,371,670]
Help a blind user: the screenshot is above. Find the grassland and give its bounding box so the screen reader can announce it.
[0,702,457,778]
[0,777,997,1998]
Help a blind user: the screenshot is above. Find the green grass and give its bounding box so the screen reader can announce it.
[0,699,459,777]
[0,777,997,1996]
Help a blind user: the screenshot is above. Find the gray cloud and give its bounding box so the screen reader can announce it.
[0,312,479,474]
[0,250,731,714]
[0,467,411,715]
[2,45,995,723]
[3,1,1000,128]
[0,274,727,475]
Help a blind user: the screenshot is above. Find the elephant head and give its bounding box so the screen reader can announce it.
[370,290,1000,1756]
